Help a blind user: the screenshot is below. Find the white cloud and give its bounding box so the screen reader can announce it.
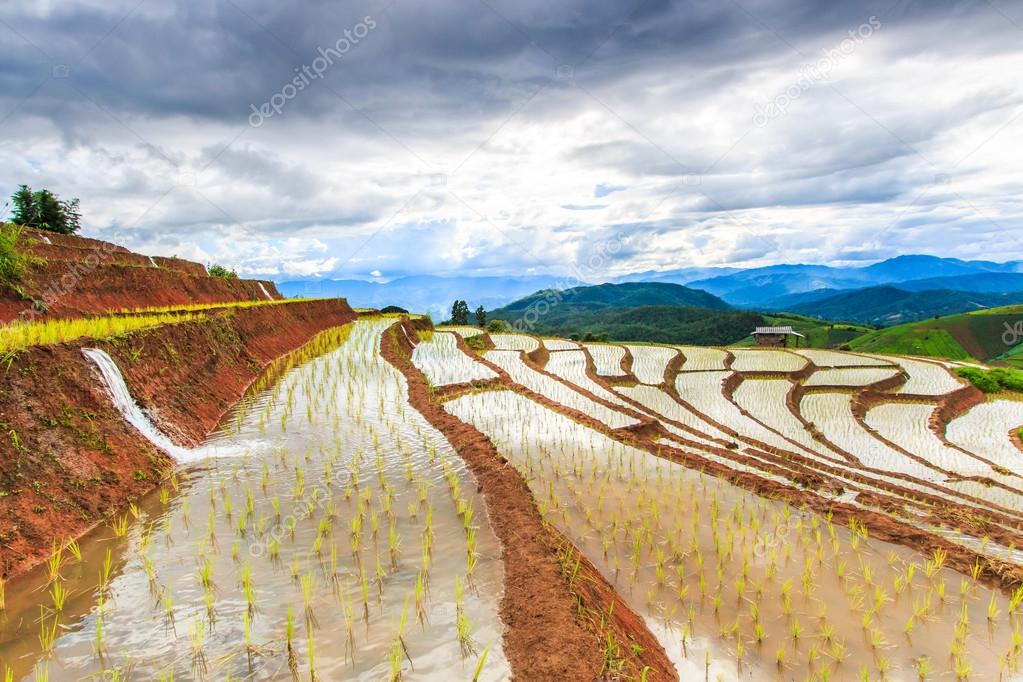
[0,0,1020,281]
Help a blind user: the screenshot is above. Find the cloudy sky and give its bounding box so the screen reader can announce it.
[1,0,1022,282]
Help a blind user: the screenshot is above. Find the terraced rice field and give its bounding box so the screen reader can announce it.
[678,346,730,371]
[445,389,1019,681]
[729,348,807,373]
[9,319,1023,681]
[624,345,678,384]
[436,325,488,338]
[434,328,1023,677]
[485,349,639,430]
[541,338,578,351]
[412,330,498,386]
[1,320,507,681]
[488,333,539,352]
[583,343,627,377]
[803,367,901,387]
[795,348,892,367]
[884,356,966,395]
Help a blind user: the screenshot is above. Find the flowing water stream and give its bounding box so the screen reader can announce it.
[1,319,509,681]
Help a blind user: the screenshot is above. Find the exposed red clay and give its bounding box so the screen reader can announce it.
[1,229,281,323]
[0,299,355,579]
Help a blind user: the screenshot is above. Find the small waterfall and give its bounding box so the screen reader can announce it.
[41,235,52,244]
[257,282,273,300]
[148,256,158,267]
[84,349,261,462]
[83,349,198,461]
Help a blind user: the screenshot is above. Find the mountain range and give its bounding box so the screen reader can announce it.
[277,274,566,320]
[486,282,761,345]
[680,255,1023,307]
[277,254,1023,327]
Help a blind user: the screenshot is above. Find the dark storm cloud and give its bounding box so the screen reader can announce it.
[0,0,1021,276]
[0,0,981,128]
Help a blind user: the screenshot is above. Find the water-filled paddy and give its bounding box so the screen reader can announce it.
[1,319,507,681]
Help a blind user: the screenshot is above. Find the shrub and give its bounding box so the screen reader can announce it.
[486,319,509,333]
[0,223,29,287]
[954,366,1023,393]
[207,264,238,279]
[464,334,488,351]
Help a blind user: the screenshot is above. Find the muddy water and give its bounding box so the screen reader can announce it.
[446,389,1023,681]
[0,319,508,681]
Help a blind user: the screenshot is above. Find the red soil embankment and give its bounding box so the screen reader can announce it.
[382,319,677,682]
[1,228,281,322]
[0,299,356,578]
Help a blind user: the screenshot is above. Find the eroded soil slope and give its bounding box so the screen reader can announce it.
[0,299,355,578]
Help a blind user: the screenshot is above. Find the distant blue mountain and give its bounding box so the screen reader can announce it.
[894,272,1023,293]
[616,266,742,285]
[277,274,568,320]
[786,286,1023,326]
[274,254,1023,321]
[684,256,1023,306]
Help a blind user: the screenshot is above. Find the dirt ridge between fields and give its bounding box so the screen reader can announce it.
[383,318,677,682]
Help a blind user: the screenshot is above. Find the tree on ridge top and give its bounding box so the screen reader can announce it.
[10,185,82,235]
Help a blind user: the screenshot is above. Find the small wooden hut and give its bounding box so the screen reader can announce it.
[752,326,805,348]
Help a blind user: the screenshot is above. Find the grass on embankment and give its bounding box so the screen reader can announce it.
[0,312,206,354]
[953,365,1023,393]
[112,297,328,315]
[0,224,37,293]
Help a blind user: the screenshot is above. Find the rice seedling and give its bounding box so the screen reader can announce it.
[66,538,82,563]
[49,582,67,614]
[111,514,129,539]
[301,571,319,629]
[45,541,63,584]
[37,607,58,654]
[286,604,299,677]
[190,618,208,679]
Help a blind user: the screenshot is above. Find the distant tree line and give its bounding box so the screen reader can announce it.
[448,299,509,332]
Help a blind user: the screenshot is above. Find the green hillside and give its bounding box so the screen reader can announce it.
[490,284,874,348]
[787,285,1023,326]
[847,304,1023,364]
[490,304,763,345]
[493,281,731,315]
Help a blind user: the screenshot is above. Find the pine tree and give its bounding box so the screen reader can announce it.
[11,185,38,226]
[474,306,486,328]
[9,185,81,234]
[450,300,470,325]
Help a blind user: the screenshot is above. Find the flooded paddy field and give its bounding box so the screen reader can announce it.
[1,319,506,681]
